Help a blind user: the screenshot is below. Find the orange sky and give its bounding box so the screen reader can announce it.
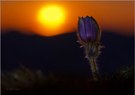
[1,1,134,36]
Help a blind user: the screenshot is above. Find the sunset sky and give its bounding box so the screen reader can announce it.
[1,1,134,36]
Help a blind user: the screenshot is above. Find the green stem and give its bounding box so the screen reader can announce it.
[88,57,100,81]
[84,42,101,80]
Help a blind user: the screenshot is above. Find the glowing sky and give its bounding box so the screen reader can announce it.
[1,1,134,36]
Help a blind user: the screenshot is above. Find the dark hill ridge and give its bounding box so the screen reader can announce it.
[1,31,134,76]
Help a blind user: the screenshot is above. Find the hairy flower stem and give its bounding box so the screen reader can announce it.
[85,43,101,81]
[88,57,100,81]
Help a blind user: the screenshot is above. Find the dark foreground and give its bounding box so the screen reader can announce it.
[2,78,134,95]
[2,66,134,95]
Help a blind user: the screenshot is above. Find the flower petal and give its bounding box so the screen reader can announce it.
[85,16,99,41]
[91,16,101,41]
[78,17,87,42]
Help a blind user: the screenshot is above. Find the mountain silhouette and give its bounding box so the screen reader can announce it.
[1,31,134,76]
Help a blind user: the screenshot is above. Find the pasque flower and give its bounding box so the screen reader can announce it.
[77,16,102,80]
[77,16,100,43]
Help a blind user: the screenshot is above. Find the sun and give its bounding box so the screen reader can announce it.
[37,5,66,31]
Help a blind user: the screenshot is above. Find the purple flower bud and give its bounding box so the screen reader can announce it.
[78,16,100,43]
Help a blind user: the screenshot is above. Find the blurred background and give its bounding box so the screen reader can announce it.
[1,1,134,77]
